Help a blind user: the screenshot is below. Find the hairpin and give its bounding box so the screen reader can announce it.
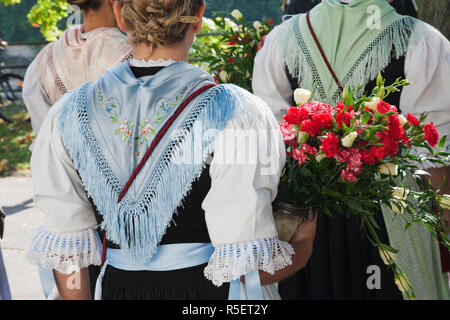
[179,16,200,24]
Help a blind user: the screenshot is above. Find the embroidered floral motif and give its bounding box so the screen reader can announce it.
[97,86,189,157]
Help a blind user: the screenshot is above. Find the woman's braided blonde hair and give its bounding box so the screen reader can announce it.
[118,0,204,48]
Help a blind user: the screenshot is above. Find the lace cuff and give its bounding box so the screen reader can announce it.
[26,227,102,275]
[204,237,294,286]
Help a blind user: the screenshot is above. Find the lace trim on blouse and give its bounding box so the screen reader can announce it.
[204,237,294,287]
[26,227,102,274]
[129,58,180,68]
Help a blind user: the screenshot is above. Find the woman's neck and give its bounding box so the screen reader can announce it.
[132,42,190,63]
[82,6,117,33]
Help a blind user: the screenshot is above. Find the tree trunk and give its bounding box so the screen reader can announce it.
[417,0,450,39]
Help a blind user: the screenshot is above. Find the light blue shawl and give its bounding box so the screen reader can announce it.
[58,62,241,264]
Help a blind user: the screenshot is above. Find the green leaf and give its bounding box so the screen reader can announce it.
[438,135,447,151]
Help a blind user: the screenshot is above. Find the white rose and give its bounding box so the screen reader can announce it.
[392,187,409,200]
[378,163,399,176]
[315,152,327,163]
[218,71,228,82]
[364,97,381,112]
[341,132,358,148]
[437,195,450,210]
[253,21,262,31]
[294,88,312,106]
[231,9,243,20]
[379,247,396,265]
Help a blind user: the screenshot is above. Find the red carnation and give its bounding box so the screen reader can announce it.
[279,120,297,141]
[340,168,358,183]
[424,123,439,147]
[321,132,340,158]
[407,113,420,126]
[292,144,318,165]
[377,101,397,114]
[283,107,309,125]
[361,149,379,165]
[301,119,321,137]
[371,145,388,159]
[312,112,334,128]
[387,115,405,140]
[377,101,391,113]
[377,131,399,157]
[335,102,354,129]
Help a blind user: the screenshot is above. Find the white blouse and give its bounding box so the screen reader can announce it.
[26,65,292,289]
[253,20,450,153]
[23,26,131,137]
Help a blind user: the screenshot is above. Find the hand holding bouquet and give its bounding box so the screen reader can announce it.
[275,75,450,299]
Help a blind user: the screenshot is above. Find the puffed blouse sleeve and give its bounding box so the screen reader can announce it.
[400,22,450,155]
[252,25,294,122]
[26,92,102,274]
[22,48,53,137]
[202,86,294,287]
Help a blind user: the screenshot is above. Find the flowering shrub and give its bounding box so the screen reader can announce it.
[277,75,450,299]
[191,9,274,92]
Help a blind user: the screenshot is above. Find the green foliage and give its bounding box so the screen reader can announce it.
[0,103,33,176]
[0,0,45,43]
[0,0,21,5]
[0,0,281,42]
[27,0,70,41]
[191,12,274,92]
[204,0,281,22]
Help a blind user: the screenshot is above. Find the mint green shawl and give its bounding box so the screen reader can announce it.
[280,0,421,104]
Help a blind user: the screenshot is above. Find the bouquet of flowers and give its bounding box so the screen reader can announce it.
[191,9,274,92]
[275,75,450,299]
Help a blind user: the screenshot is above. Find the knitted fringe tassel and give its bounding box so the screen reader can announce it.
[280,15,422,105]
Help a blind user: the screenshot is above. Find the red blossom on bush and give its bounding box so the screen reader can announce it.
[257,35,267,51]
[424,123,439,147]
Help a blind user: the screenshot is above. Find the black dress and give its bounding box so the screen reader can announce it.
[278,56,407,300]
[87,66,229,300]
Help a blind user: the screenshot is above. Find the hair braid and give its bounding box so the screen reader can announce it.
[119,0,204,49]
